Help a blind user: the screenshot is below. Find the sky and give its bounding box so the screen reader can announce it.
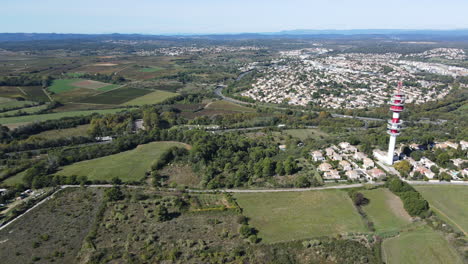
[1,0,468,34]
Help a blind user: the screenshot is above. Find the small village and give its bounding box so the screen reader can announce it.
[241,48,467,108]
[309,140,468,183]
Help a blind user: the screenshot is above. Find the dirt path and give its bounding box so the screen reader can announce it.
[16,86,27,95]
[384,189,412,222]
[430,205,467,236]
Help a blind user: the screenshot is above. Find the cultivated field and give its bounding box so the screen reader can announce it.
[0,108,129,126]
[382,226,463,264]
[29,124,91,140]
[234,190,366,243]
[415,185,468,235]
[139,66,164,72]
[78,87,151,104]
[0,104,49,117]
[282,128,329,140]
[123,89,178,106]
[0,188,104,264]
[205,100,255,112]
[48,79,118,94]
[361,188,412,233]
[56,141,190,182]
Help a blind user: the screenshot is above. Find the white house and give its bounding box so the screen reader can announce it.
[323,170,341,180]
[318,163,333,172]
[339,160,352,171]
[363,158,375,169]
[310,151,325,162]
[346,170,360,180]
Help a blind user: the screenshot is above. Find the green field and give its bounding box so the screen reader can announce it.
[415,185,468,235]
[56,141,189,182]
[96,84,119,92]
[0,98,37,110]
[205,100,255,112]
[283,128,329,140]
[0,108,129,125]
[2,170,26,186]
[0,104,49,117]
[79,87,151,104]
[382,226,463,264]
[234,190,366,243]
[29,124,91,140]
[48,79,118,94]
[123,89,178,105]
[139,66,164,72]
[361,188,412,233]
[48,79,84,94]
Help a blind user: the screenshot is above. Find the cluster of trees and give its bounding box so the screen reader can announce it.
[78,73,126,84]
[0,101,62,118]
[0,74,53,87]
[0,102,43,114]
[386,178,429,217]
[2,116,92,142]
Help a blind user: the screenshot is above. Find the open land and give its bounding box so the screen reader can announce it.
[56,141,190,182]
[361,188,412,233]
[123,89,178,106]
[382,226,463,264]
[415,185,468,235]
[234,190,366,243]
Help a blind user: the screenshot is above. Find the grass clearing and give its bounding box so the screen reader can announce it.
[415,185,468,235]
[48,79,84,94]
[79,87,151,104]
[139,66,164,72]
[123,89,178,105]
[234,190,366,243]
[361,188,412,233]
[205,100,255,112]
[0,103,49,117]
[0,188,104,264]
[29,124,91,140]
[283,128,329,140]
[382,226,463,264]
[56,141,190,182]
[2,170,26,186]
[0,108,129,125]
[48,79,118,94]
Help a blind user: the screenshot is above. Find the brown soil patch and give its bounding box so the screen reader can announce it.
[92,63,118,66]
[160,164,200,187]
[383,188,412,222]
[72,80,109,89]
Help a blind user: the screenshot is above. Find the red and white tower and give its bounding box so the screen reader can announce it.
[387,81,405,164]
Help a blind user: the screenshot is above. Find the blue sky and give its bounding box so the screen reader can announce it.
[2,0,468,34]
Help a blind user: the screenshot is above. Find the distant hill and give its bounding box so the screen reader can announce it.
[1,29,468,42]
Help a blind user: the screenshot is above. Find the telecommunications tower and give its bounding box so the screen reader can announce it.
[387,81,405,164]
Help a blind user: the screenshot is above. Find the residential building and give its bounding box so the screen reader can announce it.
[363,158,375,169]
[310,151,325,162]
[318,163,333,172]
[339,160,352,171]
[345,170,360,180]
[323,170,341,180]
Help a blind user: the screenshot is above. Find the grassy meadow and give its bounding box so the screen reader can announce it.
[283,128,329,140]
[56,141,189,182]
[48,79,85,94]
[234,190,366,243]
[361,188,412,233]
[382,226,463,264]
[205,100,255,112]
[29,124,91,140]
[415,185,468,235]
[123,89,178,106]
[0,108,129,125]
[79,87,151,104]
